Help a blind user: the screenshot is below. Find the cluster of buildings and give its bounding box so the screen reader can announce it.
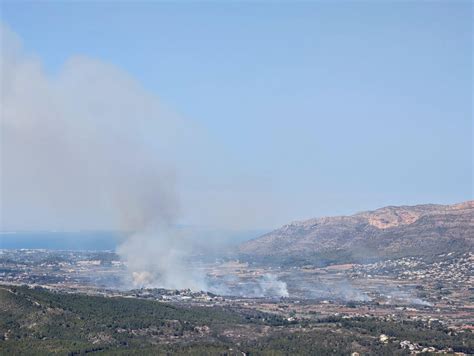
[122,288,225,303]
[0,249,124,290]
[350,252,472,285]
[1,248,473,335]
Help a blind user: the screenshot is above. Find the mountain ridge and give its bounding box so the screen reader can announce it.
[239,201,473,266]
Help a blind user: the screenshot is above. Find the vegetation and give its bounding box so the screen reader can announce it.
[1,285,472,355]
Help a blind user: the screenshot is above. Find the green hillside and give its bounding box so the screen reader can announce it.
[1,285,472,355]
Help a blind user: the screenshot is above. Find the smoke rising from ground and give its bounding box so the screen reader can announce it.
[256,274,289,298]
[207,273,289,298]
[1,24,372,298]
[117,227,208,290]
[0,23,206,290]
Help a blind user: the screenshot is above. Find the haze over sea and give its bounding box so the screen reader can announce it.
[0,229,265,251]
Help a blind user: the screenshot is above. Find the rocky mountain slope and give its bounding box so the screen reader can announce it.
[239,201,474,266]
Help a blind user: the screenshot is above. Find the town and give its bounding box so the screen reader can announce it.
[1,249,472,329]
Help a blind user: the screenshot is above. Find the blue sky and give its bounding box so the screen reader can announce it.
[1,1,472,229]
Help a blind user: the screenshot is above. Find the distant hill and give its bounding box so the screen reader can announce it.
[239,201,474,266]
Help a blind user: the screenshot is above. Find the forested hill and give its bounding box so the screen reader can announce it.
[1,285,472,355]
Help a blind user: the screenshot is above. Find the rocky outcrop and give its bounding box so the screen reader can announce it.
[239,201,474,265]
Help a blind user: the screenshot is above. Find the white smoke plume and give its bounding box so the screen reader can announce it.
[0,23,203,290]
[258,274,289,298]
[117,226,207,290]
[207,272,289,298]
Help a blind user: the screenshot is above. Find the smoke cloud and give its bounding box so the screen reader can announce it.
[117,227,207,290]
[0,23,204,289]
[0,24,288,293]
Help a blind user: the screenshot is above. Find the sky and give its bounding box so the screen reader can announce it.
[0,1,472,232]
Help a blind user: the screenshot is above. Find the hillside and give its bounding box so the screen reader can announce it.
[239,201,474,266]
[2,285,472,355]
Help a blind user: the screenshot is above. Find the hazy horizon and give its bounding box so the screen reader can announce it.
[0,198,471,234]
[1,1,472,233]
